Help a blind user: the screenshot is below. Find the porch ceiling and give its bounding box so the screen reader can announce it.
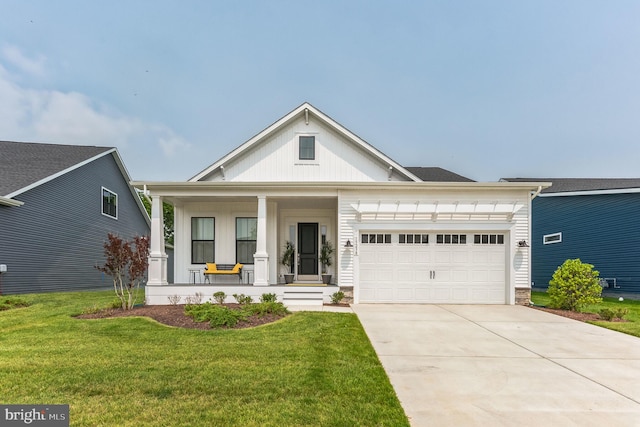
[166,195,337,209]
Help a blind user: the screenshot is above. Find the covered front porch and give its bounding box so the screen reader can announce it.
[143,183,348,304]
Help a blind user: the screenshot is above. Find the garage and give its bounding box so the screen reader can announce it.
[358,232,507,304]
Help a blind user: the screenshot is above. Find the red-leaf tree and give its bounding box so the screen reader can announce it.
[95,233,150,310]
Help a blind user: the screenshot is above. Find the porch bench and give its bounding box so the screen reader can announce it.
[204,263,243,284]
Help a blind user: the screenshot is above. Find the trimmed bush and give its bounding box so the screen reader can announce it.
[548,258,602,312]
[599,307,629,321]
[233,293,253,305]
[260,293,278,303]
[331,291,345,305]
[245,302,289,317]
[184,302,248,328]
[213,291,226,305]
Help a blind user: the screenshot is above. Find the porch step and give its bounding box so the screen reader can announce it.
[282,290,324,306]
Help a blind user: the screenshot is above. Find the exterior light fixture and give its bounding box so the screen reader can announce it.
[344,240,353,248]
[517,240,529,248]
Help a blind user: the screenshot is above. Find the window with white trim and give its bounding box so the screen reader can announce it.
[192,217,215,264]
[543,232,562,245]
[299,136,315,160]
[101,187,117,219]
[236,217,257,264]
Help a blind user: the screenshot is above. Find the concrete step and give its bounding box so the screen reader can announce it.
[282,290,324,306]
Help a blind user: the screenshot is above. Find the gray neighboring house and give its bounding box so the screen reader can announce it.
[0,141,150,294]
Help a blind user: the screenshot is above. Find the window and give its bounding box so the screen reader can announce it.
[543,232,562,245]
[361,233,391,244]
[236,218,257,264]
[101,187,117,219]
[474,234,504,245]
[399,234,429,244]
[299,136,315,160]
[436,234,467,244]
[191,217,214,264]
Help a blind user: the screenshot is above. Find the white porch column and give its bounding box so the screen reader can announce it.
[253,195,269,286]
[147,195,168,285]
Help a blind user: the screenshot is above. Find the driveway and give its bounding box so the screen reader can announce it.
[352,304,640,427]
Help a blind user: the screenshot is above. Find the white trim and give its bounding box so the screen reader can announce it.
[543,232,562,245]
[0,196,24,207]
[6,149,116,199]
[101,186,118,219]
[538,187,640,197]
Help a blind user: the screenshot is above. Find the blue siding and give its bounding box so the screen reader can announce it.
[531,193,640,293]
[0,154,150,294]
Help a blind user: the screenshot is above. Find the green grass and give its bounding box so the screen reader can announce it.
[0,290,409,426]
[531,290,640,338]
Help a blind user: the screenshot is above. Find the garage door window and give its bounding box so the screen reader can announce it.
[436,234,467,244]
[399,234,428,244]
[362,233,391,244]
[474,234,504,244]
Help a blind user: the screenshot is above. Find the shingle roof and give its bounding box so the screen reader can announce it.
[405,167,475,182]
[502,178,640,194]
[0,141,113,196]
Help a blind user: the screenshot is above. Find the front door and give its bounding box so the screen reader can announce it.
[298,223,318,279]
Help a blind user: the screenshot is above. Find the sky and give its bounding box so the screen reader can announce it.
[1,1,639,182]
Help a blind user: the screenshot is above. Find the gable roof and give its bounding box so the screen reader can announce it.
[190,102,422,182]
[406,167,474,182]
[0,141,113,197]
[502,178,640,195]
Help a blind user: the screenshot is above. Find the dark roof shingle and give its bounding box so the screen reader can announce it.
[405,167,474,182]
[0,141,112,196]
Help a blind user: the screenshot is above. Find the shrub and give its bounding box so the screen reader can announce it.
[245,302,289,317]
[95,233,149,310]
[184,302,247,328]
[260,293,278,303]
[233,293,253,305]
[599,307,629,321]
[213,291,226,305]
[167,295,182,305]
[184,293,203,305]
[548,258,602,312]
[331,291,345,305]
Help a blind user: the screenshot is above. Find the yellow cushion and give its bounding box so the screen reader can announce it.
[205,263,217,272]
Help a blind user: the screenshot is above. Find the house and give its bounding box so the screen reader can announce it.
[503,178,640,295]
[135,103,548,306]
[0,141,150,294]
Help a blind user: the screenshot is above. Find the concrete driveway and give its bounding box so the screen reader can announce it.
[352,304,640,427]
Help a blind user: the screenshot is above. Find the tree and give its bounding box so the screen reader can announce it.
[548,258,602,312]
[139,193,174,245]
[95,233,150,310]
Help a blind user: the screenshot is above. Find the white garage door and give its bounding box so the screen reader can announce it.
[359,232,506,304]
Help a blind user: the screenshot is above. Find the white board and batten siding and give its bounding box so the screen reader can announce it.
[201,116,410,183]
[337,189,531,304]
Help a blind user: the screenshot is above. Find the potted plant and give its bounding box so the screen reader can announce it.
[320,240,334,284]
[281,241,295,284]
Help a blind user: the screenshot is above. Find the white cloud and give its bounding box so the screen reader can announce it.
[0,61,191,180]
[1,44,46,77]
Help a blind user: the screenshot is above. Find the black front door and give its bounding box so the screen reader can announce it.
[298,223,318,275]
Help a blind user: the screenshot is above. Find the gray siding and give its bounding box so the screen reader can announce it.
[531,193,640,293]
[0,154,149,294]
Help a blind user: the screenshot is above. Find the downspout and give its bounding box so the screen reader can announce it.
[527,186,542,305]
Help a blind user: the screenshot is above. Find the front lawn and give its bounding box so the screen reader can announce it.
[0,291,409,426]
[531,290,640,338]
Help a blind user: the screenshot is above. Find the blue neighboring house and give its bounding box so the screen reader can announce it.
[503,178,640,295]
[0,141,150,294]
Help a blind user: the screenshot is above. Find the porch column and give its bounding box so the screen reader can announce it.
[147,195,168,285]
[253,195,269,286]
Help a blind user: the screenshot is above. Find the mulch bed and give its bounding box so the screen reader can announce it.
[530,306,627,322]
[76,304,287,330]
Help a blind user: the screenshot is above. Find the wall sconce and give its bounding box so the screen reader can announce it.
[344,240,353,248]
[517,240,529,248]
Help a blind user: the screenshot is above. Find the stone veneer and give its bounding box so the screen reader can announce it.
[515,287,531,305]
